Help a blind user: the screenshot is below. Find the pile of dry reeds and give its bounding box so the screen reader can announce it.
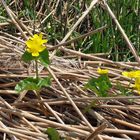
[0,0,140,140]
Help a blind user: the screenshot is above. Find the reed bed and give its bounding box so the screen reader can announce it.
[0,0,140,139]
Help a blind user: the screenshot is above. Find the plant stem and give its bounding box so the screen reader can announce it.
[35,60,39,79]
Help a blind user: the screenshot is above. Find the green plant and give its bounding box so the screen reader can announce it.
[122,70,140,95]
[85,68,134,97]
[45,128,65,140]
[15,33,51,93]
[85,68,112,97]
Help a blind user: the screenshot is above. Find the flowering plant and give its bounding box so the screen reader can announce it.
[85,68,112,97]
[122,70,140,94]
[15,33,51,93]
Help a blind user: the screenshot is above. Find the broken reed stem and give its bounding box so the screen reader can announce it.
[86,123,108,140]
[96,105,140,110]
[13,96,140,106]
[0,121,17,140]
[8,127,48,138]
[60,47,140,70]
[9,8,33,36]
[107,117,140,131]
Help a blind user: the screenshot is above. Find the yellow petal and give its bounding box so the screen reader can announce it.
[33,34,39,39]
[122,72,129,77]
[122,70,140,78]
[41,39,47,44]
[32,52,39,56]
[135,78,140,88]
[27,48,31,53]
[97,68,109,74]
[39,33,43,39]
[38,46,46,52]
[25,40,32,48]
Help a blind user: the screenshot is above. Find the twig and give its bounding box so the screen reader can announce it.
[0,127,39,140]
[107,117,140,131]
[86,123,108,140]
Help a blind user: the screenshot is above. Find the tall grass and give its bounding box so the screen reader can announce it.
[83,0,140,61]
[0,0,139,61]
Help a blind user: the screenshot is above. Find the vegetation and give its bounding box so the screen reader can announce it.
[0,0,139,60]
[0,0,140,140]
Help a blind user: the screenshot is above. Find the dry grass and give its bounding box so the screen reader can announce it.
[0,0,140,140]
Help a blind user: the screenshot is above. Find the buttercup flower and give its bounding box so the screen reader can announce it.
[122,70,140,95]
[122,70,140,78]
[25,33,47,57]
[97,68,109,74]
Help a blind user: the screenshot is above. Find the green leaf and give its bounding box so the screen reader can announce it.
[46,128,60,140]
[15,77,39,92]
[22,51,35,62]
[39,49,50,67]
[85,77,99,94]
[15,77,51,93]
[85,75,112,97]
[37,77,51,89]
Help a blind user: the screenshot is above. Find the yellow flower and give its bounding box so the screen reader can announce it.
[25,33,47,57]
[122,70,140,95]
[97,68,109,74]
[122,70,140,78]
[135,78,140,90]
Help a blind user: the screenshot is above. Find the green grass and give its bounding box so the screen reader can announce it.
[0,0,139,61]
[82,0,140,61]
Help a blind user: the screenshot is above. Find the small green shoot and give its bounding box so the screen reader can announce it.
[45,128,61,140]
[85,74,112,97]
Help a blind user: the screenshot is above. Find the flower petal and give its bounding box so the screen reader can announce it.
[122,71,140,78]
[41,39,47,44]
[26,39,36,48]
[39,33,43,39]
[32,52,39,56]
[27,48,31,53]
[97,68,109,74]
[38,46,46,52]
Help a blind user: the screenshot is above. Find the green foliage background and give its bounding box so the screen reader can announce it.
[0,0,139,61]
